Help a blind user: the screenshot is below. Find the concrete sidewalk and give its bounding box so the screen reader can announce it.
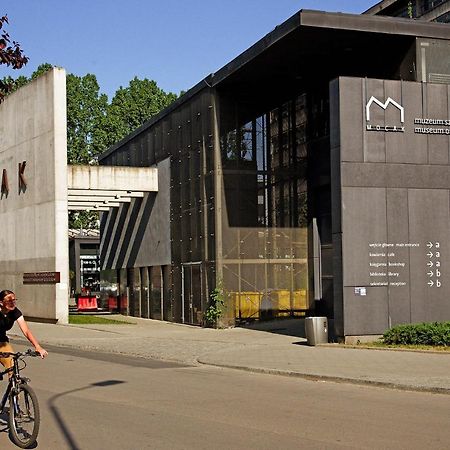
[9,316,450,394]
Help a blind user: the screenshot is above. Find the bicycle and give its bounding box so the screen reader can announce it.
[0,349,40,449]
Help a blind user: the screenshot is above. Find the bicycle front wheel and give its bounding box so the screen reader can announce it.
[8,383,40,449]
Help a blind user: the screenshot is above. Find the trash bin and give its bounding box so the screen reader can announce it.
[305,317,328,345]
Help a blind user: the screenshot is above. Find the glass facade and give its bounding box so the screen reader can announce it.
[99,83,334,324]
[169,91,216,324]
[435,10,450,21]
[218,92,317,322]
[100,89,217,325]
[99,88,318,324]
[417,38,450,84]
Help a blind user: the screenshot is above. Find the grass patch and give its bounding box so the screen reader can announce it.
[69,315,135,325]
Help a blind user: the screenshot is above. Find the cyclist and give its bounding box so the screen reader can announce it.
[0,290,48,373]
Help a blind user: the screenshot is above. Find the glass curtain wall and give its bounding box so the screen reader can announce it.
[219,93,310,322]
[100,88,216,325]
[169,90,216,325]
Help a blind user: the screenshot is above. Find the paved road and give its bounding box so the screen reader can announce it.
[11,317,450,393]
[0,344,449,450]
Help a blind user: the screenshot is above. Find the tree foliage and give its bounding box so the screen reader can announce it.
[66,73,109,164]
[65,72,110,228]
[30,62,52,79]
[106,77,177,146]
[2,66,177,164]
[69,211,100,230]
[204,280,226,327]
[0,63,50,99]
[0,14,28,103]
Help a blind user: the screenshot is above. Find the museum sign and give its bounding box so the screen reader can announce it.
[365,96,450,135]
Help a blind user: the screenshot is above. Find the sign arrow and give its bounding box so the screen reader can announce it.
[427,271,434,277]
[427,252,433,258]
[428,280,434,287]
[427,242,433,248]
[427,261,434,267]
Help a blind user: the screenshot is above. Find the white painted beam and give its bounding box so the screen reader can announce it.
[68,195,132,203]
[68,205,110,211]
[68,189,145,197]
[68,201,122,208]
[67,165,158,191]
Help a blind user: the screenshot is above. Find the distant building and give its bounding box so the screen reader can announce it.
[364,0,450,22]
[68,229,100,296]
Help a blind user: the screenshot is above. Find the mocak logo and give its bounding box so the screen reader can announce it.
[366,96,405,132]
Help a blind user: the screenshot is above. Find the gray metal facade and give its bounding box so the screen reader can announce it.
[331,77,450,336]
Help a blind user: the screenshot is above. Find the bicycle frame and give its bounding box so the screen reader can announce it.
[0,352,31,413]
[0,379,12,413]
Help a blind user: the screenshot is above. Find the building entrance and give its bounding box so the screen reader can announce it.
[182,263,203,325]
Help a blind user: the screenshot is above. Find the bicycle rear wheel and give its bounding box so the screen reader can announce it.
[8,383,40,449]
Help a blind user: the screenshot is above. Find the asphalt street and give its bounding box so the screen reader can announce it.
[0,343,449,450]
[10,317,450,394]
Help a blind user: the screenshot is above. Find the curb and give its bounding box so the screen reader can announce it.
[196,359,450,395]
[321,343,450,355]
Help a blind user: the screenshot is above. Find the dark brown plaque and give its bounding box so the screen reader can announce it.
[23,272,60,284]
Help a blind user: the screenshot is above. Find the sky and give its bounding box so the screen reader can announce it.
[3,0,376,100]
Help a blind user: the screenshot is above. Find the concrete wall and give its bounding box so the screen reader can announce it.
[0,68,68,323]
[67,164,158,191]
[100,157,171,269]
[331,76,450,337]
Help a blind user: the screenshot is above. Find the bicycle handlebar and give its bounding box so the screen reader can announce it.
[0,349,40,359]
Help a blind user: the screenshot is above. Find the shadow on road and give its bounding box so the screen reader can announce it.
[48,379,125,450]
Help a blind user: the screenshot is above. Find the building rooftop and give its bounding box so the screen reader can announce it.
[99,9,450,162]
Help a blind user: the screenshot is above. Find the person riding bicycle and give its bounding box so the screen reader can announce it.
[0,290,48,373]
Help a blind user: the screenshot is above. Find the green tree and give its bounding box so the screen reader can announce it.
[65,72,109,228]
[69,211,99,230]
[0,63,51,98]
[0,14,28,103]
[66,73,109,164]
[30,62,52,79]
[106,77,177,145]
[407,1,414,18]
[3,64,110,164]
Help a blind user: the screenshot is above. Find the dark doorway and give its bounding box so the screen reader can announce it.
[182,263,203,325]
